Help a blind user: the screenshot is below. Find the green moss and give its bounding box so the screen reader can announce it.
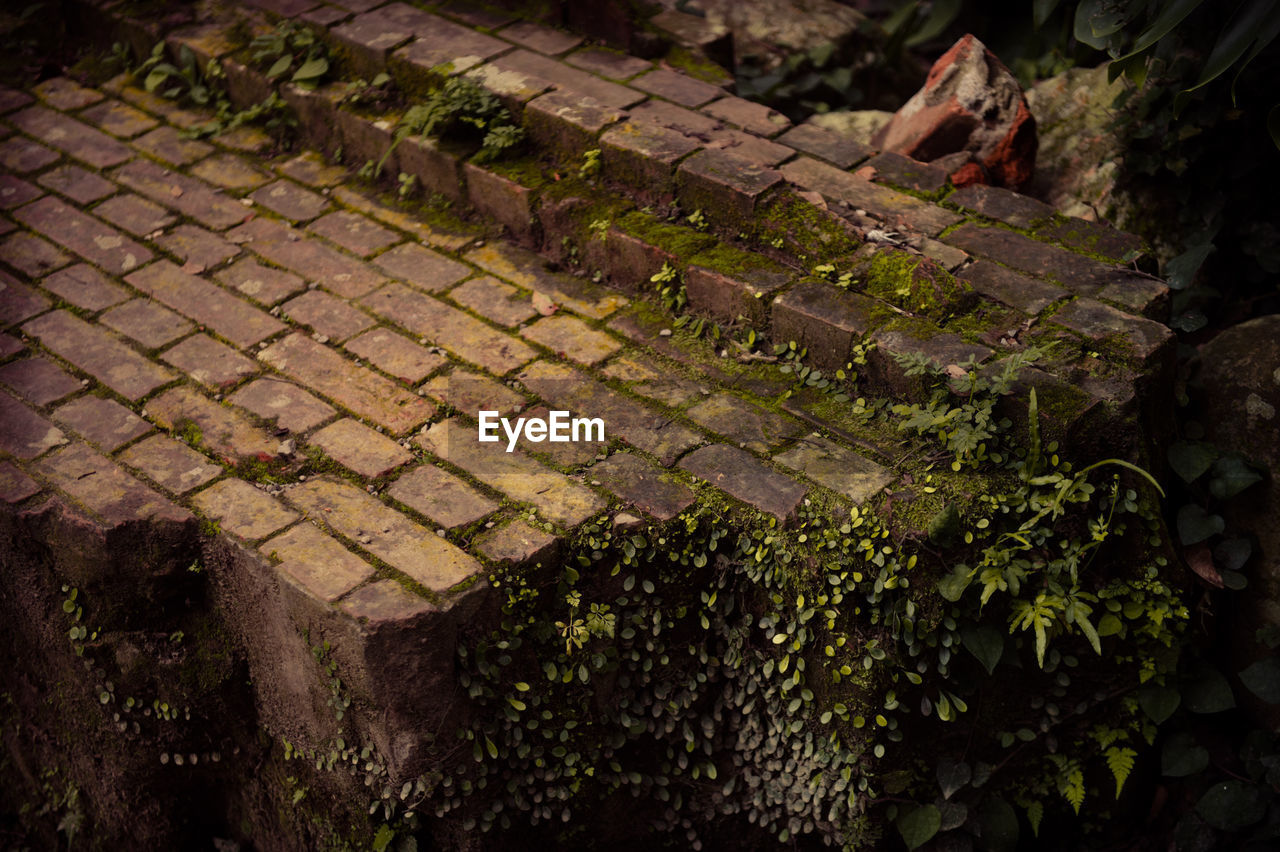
[753,193,861,265]
[662,45,734,86]
[858,248,975,321]
[615,210,717,261]
[686,242,785,278]
[480,153,550,190]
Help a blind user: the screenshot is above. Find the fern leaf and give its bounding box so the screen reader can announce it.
[1054,759,1085,813]
[1024,800,1044,836]
[1105,746,1137,798]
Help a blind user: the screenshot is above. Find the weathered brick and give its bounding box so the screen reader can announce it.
[132,126,213,167]
[420,367,526,418]
[119,433,222,494]
[498,20,582,55]
[860,152,949,194]
[781,156,961,237]
[247,0,321,18]
[416,418,605,528]
[14,196,151,274]
[112,160,251,230]
[948,184,1054,228]
[38,442,189,525]
[685,258,788,326]
[388,463,497,529]
[334,109,399,176]
[126,260,284,347]
[278,151,348,188]
[775,436,892,503]
[23,310,173,400]
[870,321,993,393]
[228,218,387,298]
[958,260,1065,316]
[330,7,421,77]
[370,244,470,296]
[260,333,435,435]
[437,0,514,28]
[340,579,434,622]
[155,224,240,270]
[0,356,80,406]
[37,164,116,204]
[703,96,791,137]
[770,280,881,371]
[259,521,373,601]
[0,333,21,358]
[0,88,33,114]
[310,417,412,478]
[53,395,150,452]
[362,283,537,375]
[78,98,159,138]
[0,392,66,459]
[677,148,782,224]
[146,389,273,469]
[162,334,259,389]
[519,360,702,464]
[629,100,792,167]
[389,12,509,77]
[0,135,59,173]
[491,49,646,110]
[215,257,306,306]
[260,522,376,603]
[229,378,335,433]
[464,59,554,115]
[0,174,42,209]
[474,519,558,567]
[94,192,177,236]
[591,452,694,520]
[943,224,1120,292]
[309,211,398,257]
[520,314,621,366]
[1037,216,1144,261]
[600,120,701,200]
[563,46,651,80]
[112,83,206,130]
[680,444,805,520]
[284,475,483,591]
[464,163,539,244]
[601,354,706,407]
[773,122,875,168]
[395,133,468,202]
[687,393,803,453]
[448,276,537,326]
[0,459,40,503]
[525,90,625,159]
[9,106,132,168]
[100,298,192,348]
[250,179,331,222]
[33,77,103,110]
[282,290,375,342]
[192,153,273,190]
[0,232,71,277]
[0,270,50,325]
[464,242,628,320]
[1049,297,1174,366]
[1098,274,1170,319]
[302,4,355,28]
[193,479,297,540]
[632,68,720,107]
[343,327,444,384]
[917,237,969,271]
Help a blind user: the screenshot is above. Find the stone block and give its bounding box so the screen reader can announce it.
[677,148,782,227]
[679,444,806,521]
[778,123,874,169]
[770,280,881,371]
[600,120,701,201]
[524,90,625,160]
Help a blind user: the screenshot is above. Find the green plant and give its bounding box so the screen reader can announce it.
[588,218,610,241]
[578,147,601,180]
[397,172,416,199]
[250,20,329,90]
[686,209,708,231]
[378,77,524,176]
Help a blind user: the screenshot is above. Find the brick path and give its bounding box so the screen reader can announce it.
[1,0,1173,628]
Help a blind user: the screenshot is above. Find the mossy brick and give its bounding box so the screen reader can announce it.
[360,282,537,375]
[345,327,447,383]
[590,452,695,521]
[229,378,335,433]
[1036,216,1145,262]
[388,463,498,530]
[94,193,177,237]
[215,258,306,306]
[942,224,1121,293]
[22,310,175,400]
[752,190,855,264]
[448,275,538,327]
[310,417,413,478]
[112,80,206,130]
[77,99,157,139]
[193,153,273,191]
[194,478,297,540]
[0,174,40,209]
[41,263,127,311]
[280,81,347,153]
[649,8,732,67]
[259,332,436,435]
[220,56,275,112]
[677,148,782,227]
[464,162,540,245]
[603,213,713,292]
[1098,274,1170,320]
[416,418,606,528]
[916,237,969,272]
[421,366,526,418]
[396,133,470,203]
[685,248,789,326]
[33,76,101,110]
[248,0,321,18]
[520,314,622,366]
[0,272,49,323]
[260,522,375,603]
[334,108,400,175]
[0,394,66,460]
[475,519,560,568]
[780,156,962,237]
[957,259,1066,316]
[164,24,238,75]
[119,434,222,495]
[1048,297,1174,367]
[774,436,893,504]
[329,6,421,78]
[628,100,792,167]
[37,164,115,204]
[856,247,975,321]
[947,184,1054,229]
[632,67,721,108]
[564,46,652,80]
[524,91,626,160]
[869,318,994,398]
[464,241,628,320]
[777,123,873,170]
[770,280,881,371]
[680,444,806,521]
[600,120,701,201]
[495,49,647,110]
[281,290,375,341]
[53,395,150,452]
[0,356,81,407]
[40,442,191,526]
[148,383,278,468]
[702,95,791,138]
[301,4,354,27]
[162,333,259,391]
[498,20,582,56]
[687,393,804,453]
[860,152,950,195]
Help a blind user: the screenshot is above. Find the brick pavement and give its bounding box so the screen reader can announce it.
[1,0,1172,641]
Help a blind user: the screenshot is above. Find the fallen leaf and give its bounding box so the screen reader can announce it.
[531,291,558,316]
[180,262,205,275]
[1184,542,1223,588]
[944,364,967,379]
[169,185,183,197]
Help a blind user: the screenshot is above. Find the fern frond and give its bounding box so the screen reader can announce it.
[1105,746,1137,798]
